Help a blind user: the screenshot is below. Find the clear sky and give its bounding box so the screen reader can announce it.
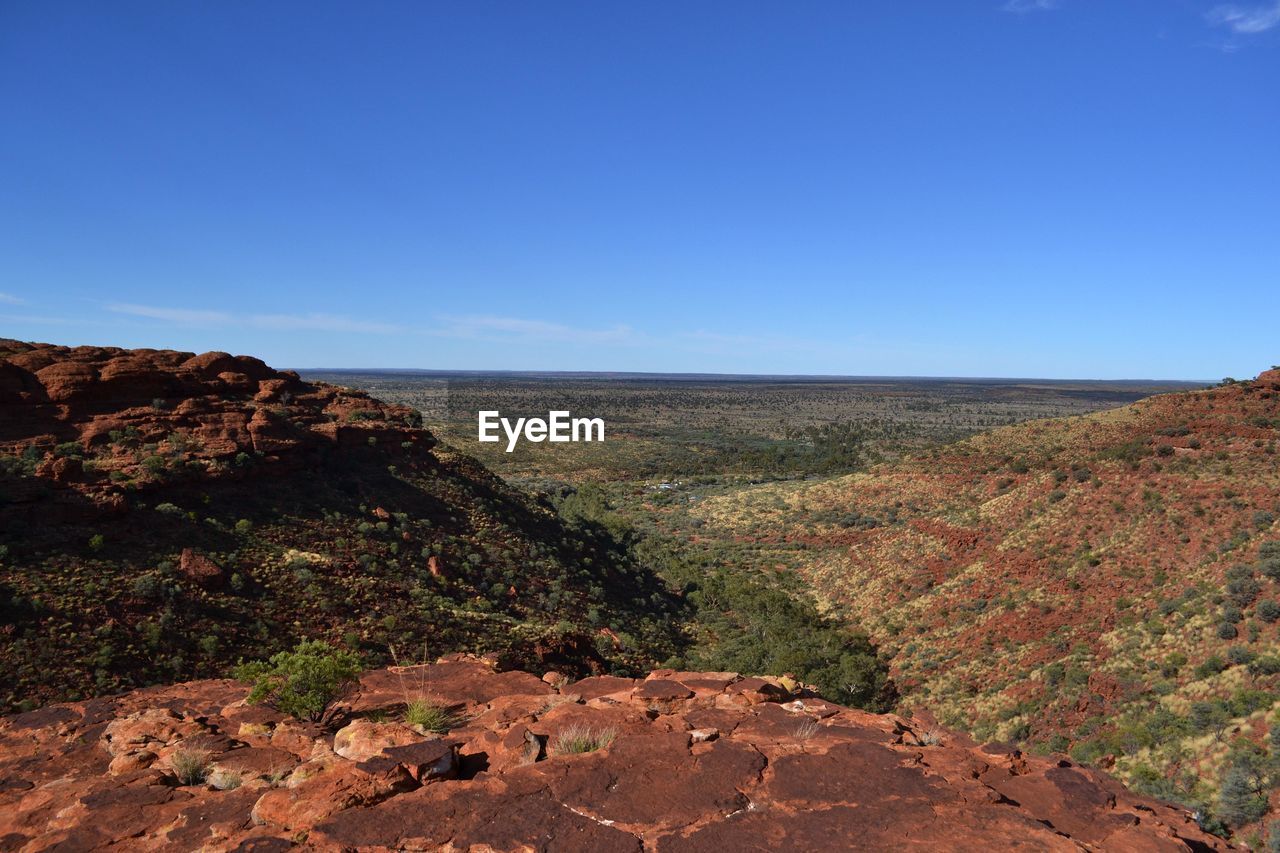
[2,1,1277,379]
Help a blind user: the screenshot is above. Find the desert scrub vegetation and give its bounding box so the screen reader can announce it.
[553,723,616,755]
[234,639,361,724]
[793,718,822,740]
[635,535,893,710]
[170,747,212,786]
[209,768,243,790]
[0,441,696,712]
[403,698,457,733]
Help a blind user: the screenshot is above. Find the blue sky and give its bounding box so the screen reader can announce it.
[1,1,1277,379]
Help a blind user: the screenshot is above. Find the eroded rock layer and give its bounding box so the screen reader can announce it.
[0,339,429,517]
[0,658,1226,851]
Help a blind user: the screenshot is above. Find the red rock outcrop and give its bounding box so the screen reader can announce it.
[0,340,434,517]
[0,657,1228,851]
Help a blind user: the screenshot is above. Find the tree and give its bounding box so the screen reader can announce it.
[1220,763,1268,828]
[234,640,361,724]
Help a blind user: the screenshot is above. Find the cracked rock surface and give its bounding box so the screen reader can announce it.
[0,656,1228,851]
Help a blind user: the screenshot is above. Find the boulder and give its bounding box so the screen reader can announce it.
[332,719,424,762]
[179,548,227,589]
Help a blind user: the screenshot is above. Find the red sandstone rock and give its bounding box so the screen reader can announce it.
[0,340,435,525]
[179,548,227,589]
[0,659,1230,850]
[332,719,424,761]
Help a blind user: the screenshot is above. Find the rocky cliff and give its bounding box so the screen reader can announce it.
[0,658,1226,851]
[0,342,683,711]
[0,339,429,518]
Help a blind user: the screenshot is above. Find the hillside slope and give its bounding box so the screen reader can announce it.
[0,657,1225,851]
[683,369,1280,834]
[0,341,682,712]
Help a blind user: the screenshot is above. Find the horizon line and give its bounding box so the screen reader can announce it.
[294,367,1214,385]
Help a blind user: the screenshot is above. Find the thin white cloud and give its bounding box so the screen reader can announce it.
[678,329,873,358]
[1208,1,1280,33]
[106,303,400,334]
[432,314,638,345]
[0,313,79,325]
[248,313,403,334]
[108,303,232,325]
[0,292,28,305]
[1002,0,1057,13]
[96,304,893,369]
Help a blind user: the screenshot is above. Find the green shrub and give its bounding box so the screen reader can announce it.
[1228,576,1262,608]
[1195,655,1228,679]
[1228,646,1256,667]
[403,699,456,733]
[1258,600,1280,623]
[234,640,361,723]
[130,573,164,600]
[1250,655,1280,676]
[1190,700,1231,736]
[1220,763,1268,827]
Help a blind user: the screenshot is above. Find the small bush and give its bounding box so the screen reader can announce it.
[1258,600,1280,623]
[54,441,82,458]
[130,571,158,597]
[1249,655,1280,676]
[793,718,822,740]
[911,728,941,746]
[209,769,243,790]
[234,640,361,723]
[552,723,616,755]
[171,747,211,785]
[403,699,456,734]
[1228,576,1262,608]
[1228,646,1256,666]
[1195,655,1228,679]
